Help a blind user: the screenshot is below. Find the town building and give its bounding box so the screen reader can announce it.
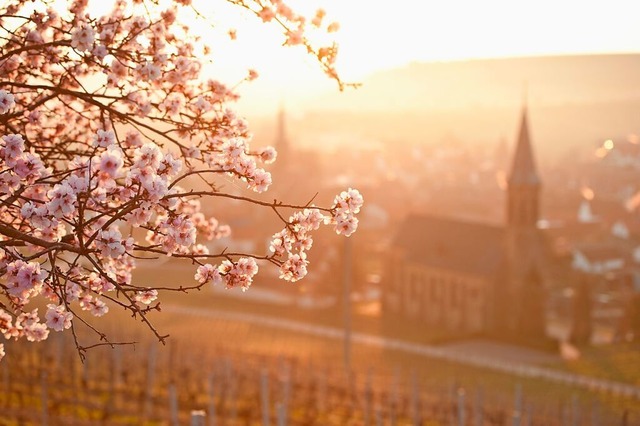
[384,106,551,338]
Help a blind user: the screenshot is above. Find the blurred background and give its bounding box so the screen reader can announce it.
[5,0,640,424]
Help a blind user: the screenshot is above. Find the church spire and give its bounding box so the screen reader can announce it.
[506,102,541,228]
[507,104,540,187]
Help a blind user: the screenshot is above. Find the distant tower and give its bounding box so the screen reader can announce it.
[501,103,547,338]
[506,105,541,229]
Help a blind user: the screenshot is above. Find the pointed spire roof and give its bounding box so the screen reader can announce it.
[508,105,540,187]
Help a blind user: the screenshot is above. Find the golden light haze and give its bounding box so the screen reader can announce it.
[330,0,640,75]
[207,0,640,113]
[85,0,640,112]
[214,0,640,80]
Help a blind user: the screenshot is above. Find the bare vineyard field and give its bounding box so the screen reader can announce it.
[1,307,639,425]
[134,264,640,388]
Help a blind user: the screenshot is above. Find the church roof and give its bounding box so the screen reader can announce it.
[393,214,505,277]
[508,107,540,186]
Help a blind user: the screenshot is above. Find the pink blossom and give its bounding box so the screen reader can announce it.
[223,138,246,159]
[159,215,196,249]
[158,152,182,177]
[1,134,24,166]
[24,322,49,342]
[191,244,209,255]
[195,264,222,285]
[234,156,255,176]
[285,29,303,46]
[27,110,42,125]
[250,169,272,193]
[276,2,295,20]
[70,23,95,51]
[161,93,185,116]
[22,204,53,230]
[258,146,277,164]
[98,148,123,177]
[12,152,46,182]
[185,146,201,159]
[290,208,324,233]
[45,304,73,332]
[80,296,109,316]
[92,44,108,60]
[6,260,47,301]
[236,257,258,276]
[247,69,259,81]
[107,60,128,85]
[193,96,212,113]
[127,206,153,226]
[312,9,326,27]
[134,289,158,305]
[291,232,313,252]
[87,272,115,293]
[134,143,162,169]
[65,281,82,302]
[47,183,76,218]
[279,253,308,282]
[93,129,116,148]
[66,173,90,193]
[0,310,12,336]
[269,230,288,256]
[124,131,143,148]
[327,22,340,33]
[95,227,125,258]
[258,7,276,22]
[144,175,169,202]
[0,172,20,194]
[214,224,231,239]
[0,90,15,113]
[136,61,161,81]
[129,165,154,188]
[333,188,364,214]
[334,214,358,237]
[219,258,258,291]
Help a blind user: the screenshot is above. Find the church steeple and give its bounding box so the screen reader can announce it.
[506,104,541,228]
[508,106,540,187]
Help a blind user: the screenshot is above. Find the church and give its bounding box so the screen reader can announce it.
[384,106,551,339]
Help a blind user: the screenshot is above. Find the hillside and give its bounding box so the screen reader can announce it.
[314,54,640,111]
[293,54,640,160]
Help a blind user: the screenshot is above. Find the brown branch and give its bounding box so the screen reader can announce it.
[164,190,332,212]
[0,40,68,63]
[0,223,83,253]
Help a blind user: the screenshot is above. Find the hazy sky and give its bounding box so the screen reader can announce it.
[325,0,640,76]
[213,0,640,78]
[86,0,640,113]
[194,0,640,112]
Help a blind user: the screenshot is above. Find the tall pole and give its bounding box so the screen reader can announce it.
[343,237,353,374]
